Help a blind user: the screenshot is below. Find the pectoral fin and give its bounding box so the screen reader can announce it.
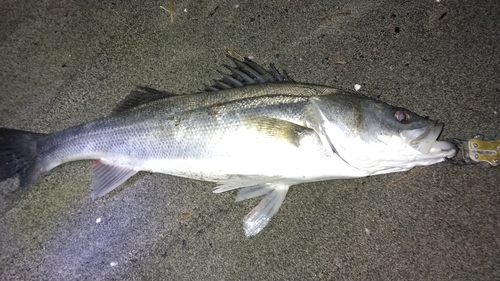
[90,160,137,199]
[242,115,313,146]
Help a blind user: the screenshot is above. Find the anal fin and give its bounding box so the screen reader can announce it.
[91,160,137,199]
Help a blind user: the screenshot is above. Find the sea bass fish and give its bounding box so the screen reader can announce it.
[0,56,457,236]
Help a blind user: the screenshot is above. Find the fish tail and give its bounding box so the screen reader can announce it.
[0,128,48,187]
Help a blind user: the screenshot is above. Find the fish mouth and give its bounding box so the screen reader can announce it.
[402,123,457,156]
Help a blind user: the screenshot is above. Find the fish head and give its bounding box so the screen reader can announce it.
[310,93,457,174]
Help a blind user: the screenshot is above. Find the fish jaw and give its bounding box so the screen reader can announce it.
[402,123,457,158]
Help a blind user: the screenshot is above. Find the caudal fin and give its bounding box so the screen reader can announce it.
[0,128,47,187]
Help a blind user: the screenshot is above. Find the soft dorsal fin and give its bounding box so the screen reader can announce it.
[204,56,294,92]
[112,86,177,114]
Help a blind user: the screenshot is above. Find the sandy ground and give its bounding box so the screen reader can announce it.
[1,0,499,280]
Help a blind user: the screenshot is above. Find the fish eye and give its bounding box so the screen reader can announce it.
[394,109,410,123]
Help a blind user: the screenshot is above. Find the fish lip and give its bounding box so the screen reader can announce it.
[405,123,456,156]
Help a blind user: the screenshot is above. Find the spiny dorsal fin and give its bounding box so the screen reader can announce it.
[112,86,177,114]
[204,56,294,92]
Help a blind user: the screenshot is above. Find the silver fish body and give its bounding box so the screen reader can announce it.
[0,57,457,236]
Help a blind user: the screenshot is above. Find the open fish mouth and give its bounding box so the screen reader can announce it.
[403,123,457,156]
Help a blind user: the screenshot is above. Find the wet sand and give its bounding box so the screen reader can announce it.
[1,1,499,280]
